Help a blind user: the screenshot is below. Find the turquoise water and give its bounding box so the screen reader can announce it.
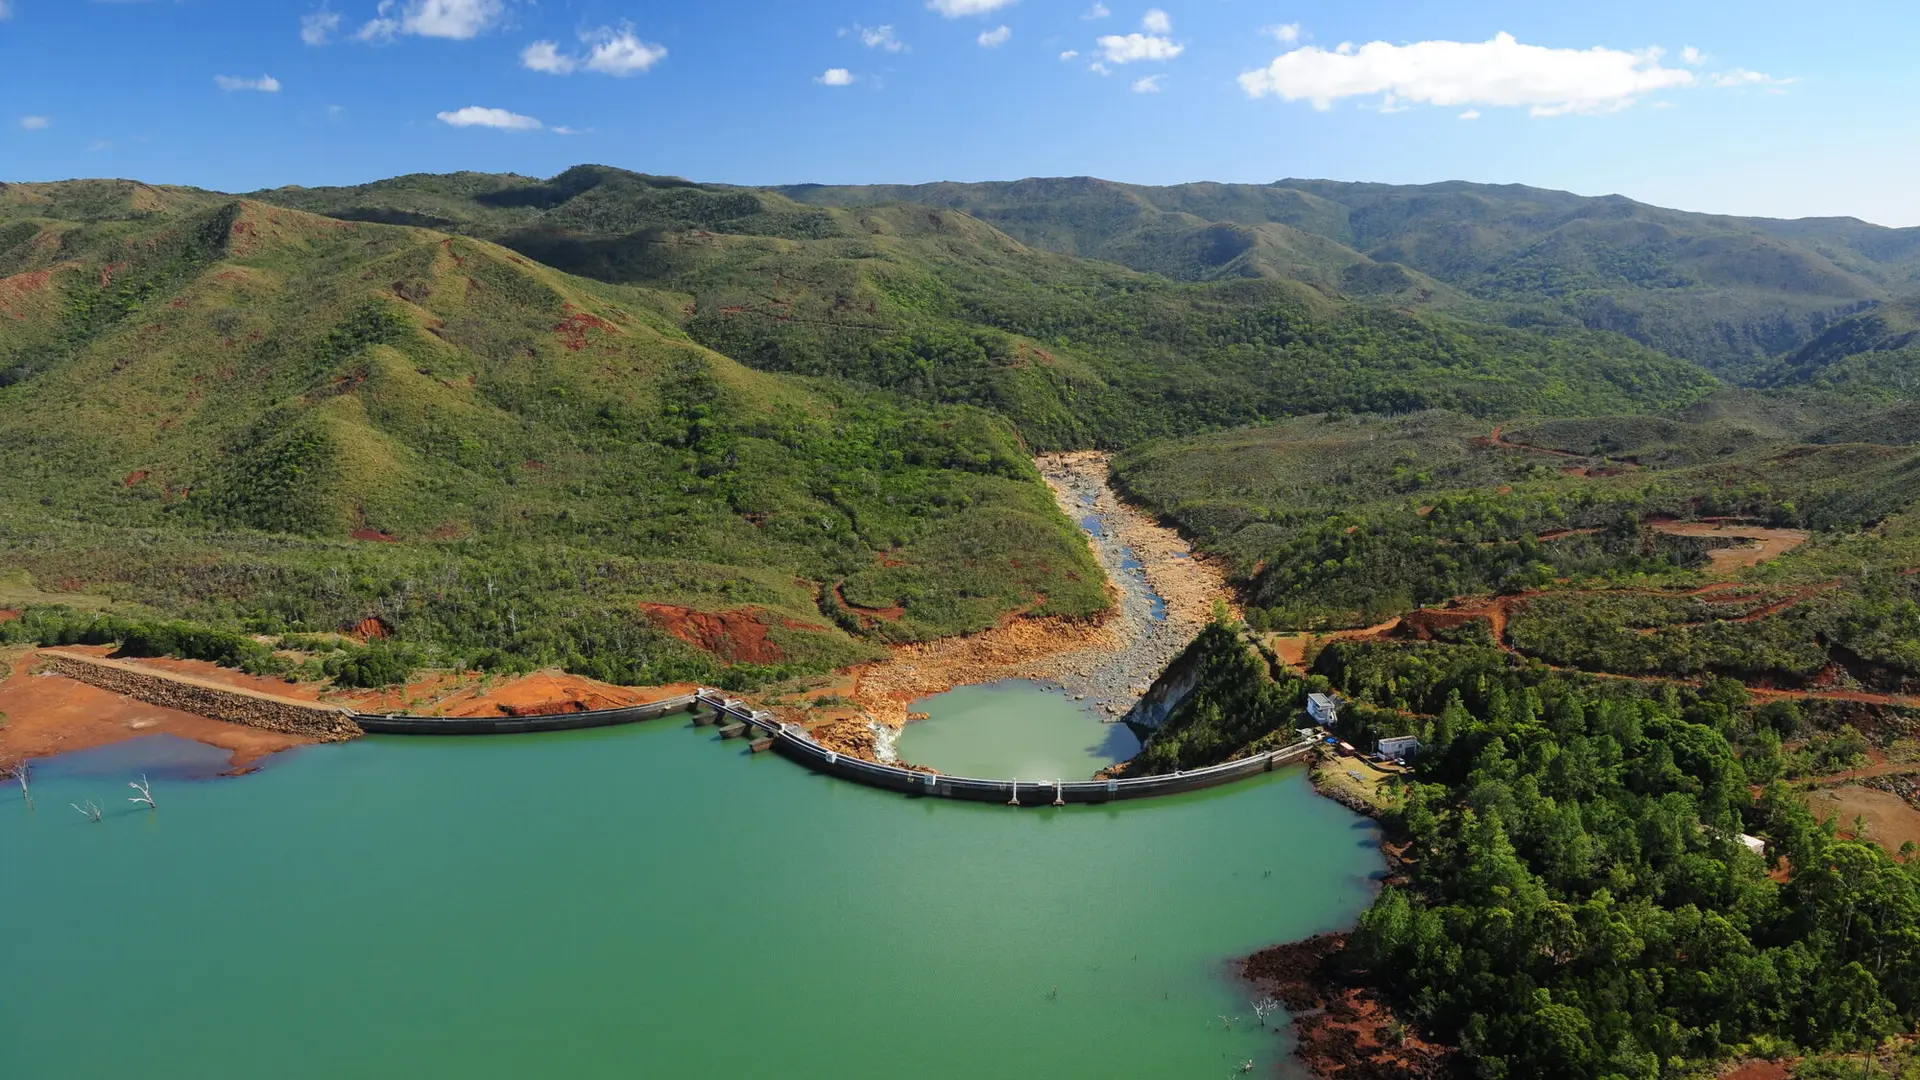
[897,679,1141,780]
[3,719,1381,1080]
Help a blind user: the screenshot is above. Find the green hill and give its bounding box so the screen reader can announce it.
[0,182,1108,684]
[777,176,1920,377]
[251,165,1718,445]
[1754,295,1920,392]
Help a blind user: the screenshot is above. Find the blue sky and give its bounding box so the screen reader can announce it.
[2,0,1916,225]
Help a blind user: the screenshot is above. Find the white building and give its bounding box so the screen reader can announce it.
[1306,693,1340,726]
[1377,735,1422,762]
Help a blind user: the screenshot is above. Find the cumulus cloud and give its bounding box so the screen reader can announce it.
[520,39,572,73]
[301,10,342,44]
[436,105,542,130]
[926,0,1015,17]
[1713,68,1791,88]
[1261,23,1300,44]
[19,116,50,130]
[816,68,855,86]
[1142,8,1170,33]
[1133,74,1164,93]
[1681,45,1704,64]
[978,25,1010,47]
[551,125,586,135]
[1058,49,1078,61]
[360,0,504,43]
[521,24,666,76]
[847,24,905,52]
[216,74,283,92]
[1097,32,1181,63]
[1458,108,1481,120]
[1082,2,1109,17]
[1238,32,1713,116]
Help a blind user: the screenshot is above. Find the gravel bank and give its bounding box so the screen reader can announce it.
[1020,452,1230,717]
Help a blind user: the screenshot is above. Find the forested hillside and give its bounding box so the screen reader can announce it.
[779,175,1920,376]
[251,165,1718,444]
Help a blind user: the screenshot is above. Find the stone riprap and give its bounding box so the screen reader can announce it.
[40,652,363,742]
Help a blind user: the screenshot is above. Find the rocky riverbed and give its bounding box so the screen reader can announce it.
[1021,451,1231,717]
[828,452,1232,747]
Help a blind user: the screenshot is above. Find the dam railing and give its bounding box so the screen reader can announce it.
[339,686,1315,805]
[694,688,1318,806]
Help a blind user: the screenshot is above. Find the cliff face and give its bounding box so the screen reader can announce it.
[1122,635,1209,730]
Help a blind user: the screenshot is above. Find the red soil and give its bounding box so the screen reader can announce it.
[347,617,392,641]
[1243,934,1461,1079]
[0,649,315,773]
[123,469,150,488]
[554,307,620,351]
[350,528,398,543]
[0,610,21,624]
[1719,1063,1792,1080]
[639,603,832,664]
[339,669,699,718]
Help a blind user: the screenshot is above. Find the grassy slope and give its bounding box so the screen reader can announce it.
[1114,393,1920,628]
[250,166,1720,447]
[778,175,1920,376]
[0,183,1107,682]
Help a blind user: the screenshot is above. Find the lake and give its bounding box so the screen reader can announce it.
[3,713,1382,1079]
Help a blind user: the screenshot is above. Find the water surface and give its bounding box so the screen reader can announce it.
[3,719,1381,1080]
[897,679,1140,780]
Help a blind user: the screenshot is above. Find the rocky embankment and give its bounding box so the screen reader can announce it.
[1242,934,1460,1080]
[834,453,1232,747]
[40,652,363,742]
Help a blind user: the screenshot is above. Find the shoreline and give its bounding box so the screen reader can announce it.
[1236,755,1459,1080]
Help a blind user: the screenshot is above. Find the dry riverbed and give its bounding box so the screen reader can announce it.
[820,452,1231,752]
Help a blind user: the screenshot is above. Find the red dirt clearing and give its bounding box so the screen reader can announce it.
[1652,522,1810,572]
[0,649,314,772]
[350,528,398,543]
[339,669,699,718]
[640,603,832,664]
[554,307,620,351]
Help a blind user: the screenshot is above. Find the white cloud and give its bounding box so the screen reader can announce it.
[927,0,1015,17]
[19,116,50,130]
[1058,49,1079,61]
[584,26,667,75]
[1712,68,1791,87]
[301,11,342,45]
[978,25,1010,47]
[848,24,905,52]
[1097,32,1181,63]
[1681,45,1704,65]
[436,105,542,130]
[520,40,573,74]
[1141,8,1170,33]
[1458,108,1481,120]
[0,1,12,19]
[1238,32,1703,116]
[1089,61,1111,75]
[1261,23,1300,44]
[816,68,855,86]
[1132,74,1164,93]
[521,24,666,77]
[1082,2,1109,17]
[361,0,504,43]
[326,104,347,121]
[216,74,283,92]
[551,125,586,135]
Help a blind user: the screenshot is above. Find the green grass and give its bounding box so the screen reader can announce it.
[0,191,1107,686]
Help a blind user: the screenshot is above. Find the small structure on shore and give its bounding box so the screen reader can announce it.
[1376,735,1421,763]
[1306,693,1339,726]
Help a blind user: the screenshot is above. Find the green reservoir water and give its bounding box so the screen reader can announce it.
[3,715,1381,1080]
[896,679,1142,779]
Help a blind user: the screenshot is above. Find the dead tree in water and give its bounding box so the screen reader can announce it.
[72,800,103,823]
[15,759,30,809]
[127,775,156,810]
